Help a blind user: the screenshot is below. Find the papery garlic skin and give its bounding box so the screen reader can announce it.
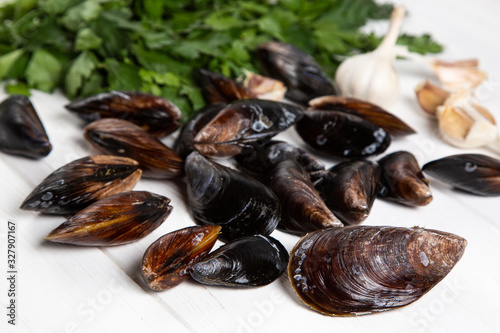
[335,6,405,109]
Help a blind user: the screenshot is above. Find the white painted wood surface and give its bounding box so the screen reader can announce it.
[2,1,500,332]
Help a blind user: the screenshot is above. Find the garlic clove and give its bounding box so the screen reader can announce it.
[433,59,487,91]
[240,70,287,102]
[414,80,450,117]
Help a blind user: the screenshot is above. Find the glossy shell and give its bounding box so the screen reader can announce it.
[309,96,416,136]
[190,235,289,287]
[198,69,252,104]
[65,91,181,137]
[257,41,336,105]
[84,118,184,179]
[193,99,303,157]
[289,226,467,316]
[314,160,380,225]
[185,152,280,242]
[0,95,52,158]
[422,153,500,196]
[20,155,142,214]
[295,109,391,158]
[141,225,221,291]
[268,159,343,235]
[378,151,432,206]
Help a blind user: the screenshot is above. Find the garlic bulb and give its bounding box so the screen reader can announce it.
[335,6,405,109]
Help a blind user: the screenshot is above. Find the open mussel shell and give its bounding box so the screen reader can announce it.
[173,103,224,159]
[65,91,181,137]
[235,140,326,183]
[84,118,184,179]
[190,235,289,287]
[308,96,416,136]
[257,41,336,105]
[422,154,500,196]
[295,109,391,158]
[141,225,221,291]
[289,226,467,316]
[198,69,252,104]
[378,151,432,206]
[193,99,303,157]
[0,95,52,158]
[268,159,343,236]
[20,155,142,214]
[314,160,380,225]
[45,191,172,246]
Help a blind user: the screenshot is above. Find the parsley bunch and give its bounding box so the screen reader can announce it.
[0,0,442,119]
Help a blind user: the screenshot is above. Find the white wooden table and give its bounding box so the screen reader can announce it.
[2,1,500,332]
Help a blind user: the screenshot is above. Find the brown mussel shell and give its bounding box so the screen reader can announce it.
[65,91,181,137]
[198,69,252,104]
[193,99,303,157]
[295,109,391,158]
[0,95,52,158]
[314,160,380,225]
[185,152,280,242]
[268,159,343,236]
[190,235,289,287]
[378,151,433,206]
[289,226,467,316]
[257,41,336,105]
[84,118,184,179]
[173,103,225,159]
[45,191,172,246]
[308,96,416,136]
[235,140,326,183]
[20,155,142,214]
[141,225,221,291]
[422,154,500,196]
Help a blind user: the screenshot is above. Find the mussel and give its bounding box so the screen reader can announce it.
[235,140,326,183]
[289,226,467,316]
[190,235,289,287]
[198,69,252,104]
[257,41,336,104]
[308,96,416,136]
[185,152,280,242]
[268,159,343,235]
[84,118,184,179]
[65,91,181,137]
[295,109,391,158]
[378,151,432,206]
[314,160,380,225]
[173,103,224,159]
[20,155,142,214]
[193,99,303,157]
[422,154,500,196]
[0,95,52,158]
[141,225,221,291]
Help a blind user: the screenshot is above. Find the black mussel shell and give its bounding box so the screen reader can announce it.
[378,151,432,206]
[257,41,336,105]
[268,159,343,236]
[65,91,181,137]
[20,155,142,214]
[84,118,184,179]
[295,109,391,158]
[198,69,252,104]
[235,140,326,183]
[185,152,280,242]
[315,160,380,225]
[289,226,467,316]
[193,99,303,157]
[0,95,52,158]
[309,96,416,136]
[173,103,225,159]
[422,154,500,196]
[190,235,289,287]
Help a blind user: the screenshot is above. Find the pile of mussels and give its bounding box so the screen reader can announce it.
[4,41,500,317]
